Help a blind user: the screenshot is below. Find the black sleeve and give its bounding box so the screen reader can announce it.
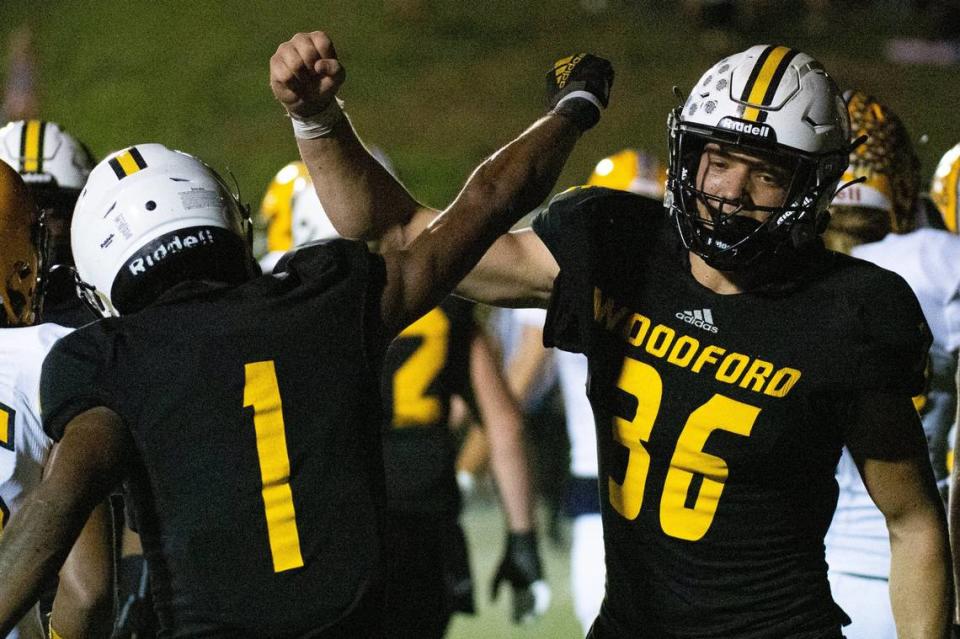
[40,324,117,442]
[531,186,609,356]
[853,269,931,396]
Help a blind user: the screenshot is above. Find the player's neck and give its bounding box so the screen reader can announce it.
[689,252,758,295]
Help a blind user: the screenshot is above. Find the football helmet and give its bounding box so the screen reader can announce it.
[261,160,310,254]
[930,142,960,233]
[0,161,42,327]
[587,148,666,198]
[0,120,94,211]
[0,120,96,270]
[667,45,850,270]
[71,144,256,317]
[829,90,920,234]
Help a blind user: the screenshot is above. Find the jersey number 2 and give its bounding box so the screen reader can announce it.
[610,357,760,541]
[244,360,304,573]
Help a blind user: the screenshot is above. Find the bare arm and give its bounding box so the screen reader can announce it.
[469,329,534,532]
[51,500,115,638]
[846,392,952,639]
[505,322,551,402]
[0,408,130,635]
[376,112,576,335]
[269,32,577,312]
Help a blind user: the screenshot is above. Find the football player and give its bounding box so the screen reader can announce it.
[0,162,113,638]
[0,120,96,327]
[0,30,611,637]
[823,90,960,639]
[293,42,953,638]
[931,142,960,234]
[257,163,549,635]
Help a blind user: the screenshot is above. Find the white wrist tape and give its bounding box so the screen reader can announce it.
[290,98,345,139]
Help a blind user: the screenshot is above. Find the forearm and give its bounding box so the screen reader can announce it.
[389,114,578,327]
[51,500,115,639]
[0,485,90,634]
[297,115,426,243]
[487,419,535,532]
[888,507,952,639]
[470,332,535,532]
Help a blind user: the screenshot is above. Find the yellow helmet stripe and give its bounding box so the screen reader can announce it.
[944,159,960,233]
[741,46,795,122]
[20,120,44,174]
[108,147,148,180]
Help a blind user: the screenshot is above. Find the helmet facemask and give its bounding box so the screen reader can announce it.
[668,111,846,271]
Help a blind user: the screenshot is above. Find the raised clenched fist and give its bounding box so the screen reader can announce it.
[269,31,346,119]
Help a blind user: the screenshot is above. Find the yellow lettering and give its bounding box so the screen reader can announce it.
[645,324,676,358]
[738,359,774,392]
[625,313,652,347]
[594,288,629,331]
[764,368,802,397]
[691,345,726,373]
[715,352,750,384]
[667,335,700,367]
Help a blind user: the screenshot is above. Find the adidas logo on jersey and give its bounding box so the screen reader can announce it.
[676,308,719,334]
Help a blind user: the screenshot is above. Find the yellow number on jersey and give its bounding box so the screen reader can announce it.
[660,395,759,540]
[0,401,14,451]
[609,358,661,519]
[244,360,304,573]
[613,355,759,540]
[393,308,450,427]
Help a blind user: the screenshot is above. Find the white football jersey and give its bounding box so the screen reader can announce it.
[826,229,960,579]
[555,350,598,478]
[0,322,73,639]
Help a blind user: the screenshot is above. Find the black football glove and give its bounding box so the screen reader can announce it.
[545,53,614,132]
[491,531,551,624]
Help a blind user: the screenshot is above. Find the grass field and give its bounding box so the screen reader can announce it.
[448,492,582,639]
[1,1,957,226]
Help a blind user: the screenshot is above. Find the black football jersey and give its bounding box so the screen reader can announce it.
[380,297,474,515]
[532,188,930,639]
[41,241,388,638]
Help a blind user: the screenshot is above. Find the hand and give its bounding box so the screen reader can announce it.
[545,53,614,132]
[270,31,346,119]
[491,532,551,624]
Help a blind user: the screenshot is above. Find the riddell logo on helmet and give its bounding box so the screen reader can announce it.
[128,229,215,275]
[717,117,775,140]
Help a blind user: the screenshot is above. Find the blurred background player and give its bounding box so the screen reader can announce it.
[0,120,96,327]
[0,161,112,639]
[930,142,960,234]
[258,160,549,636]
[471,148,667,633]
[823,90,960,639]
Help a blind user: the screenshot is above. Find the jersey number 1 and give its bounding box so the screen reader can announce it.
[244,360,304,573]
[610,357,760,541]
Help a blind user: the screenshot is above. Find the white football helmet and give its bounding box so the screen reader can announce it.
[0,120,94,206]
[667,45,851,270]
[71,143,255,317]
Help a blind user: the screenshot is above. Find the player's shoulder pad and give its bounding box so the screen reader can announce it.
[40,321,118,442]
[832,253,931,371]
[273,238,381,286]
